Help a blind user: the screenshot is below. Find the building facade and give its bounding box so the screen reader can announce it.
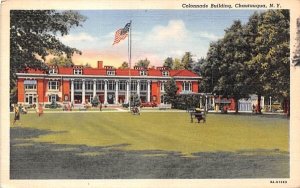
[16,61,201,105]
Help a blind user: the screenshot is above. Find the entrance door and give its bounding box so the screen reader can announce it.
[29,96,33,104]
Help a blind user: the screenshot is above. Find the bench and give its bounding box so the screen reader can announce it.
[190,111,206,123]
[159,104,172,110]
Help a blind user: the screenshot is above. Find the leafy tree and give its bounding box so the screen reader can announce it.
[136,58,150,68]
[216,20,250,113]
[10,10,86,103]
[163,57,174,69]
[245,10,290,113]
[164,78,178,107]
[119,61,129,69]
[202,40,224,94]
[173,58,184,70]
[48,55,74,67]
[181,52,193,70]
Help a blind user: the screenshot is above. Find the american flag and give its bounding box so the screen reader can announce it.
[112,22,131,45]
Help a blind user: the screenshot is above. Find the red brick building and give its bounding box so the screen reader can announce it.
[16,61,201,105]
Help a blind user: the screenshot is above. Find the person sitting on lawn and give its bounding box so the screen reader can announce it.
[21,106,27,114]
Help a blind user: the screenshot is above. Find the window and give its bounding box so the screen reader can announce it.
[85,81,93,90]
[24,80,37,90]
[74,69,82,75]
[49,68,58,74]
[182,82,192,91]
[107,70,115,76]
[74,81,82,90]
[131,81,137,91]
[119,80,126,91]
[140,71,147,76]
[140,81,147,91]
[25,94,37,104]
[48,81,59,90]
[162,71,169,76]
[25,84,36,90]
[96,80,104,90]
[160,82,165,92]
[108,80,115,91]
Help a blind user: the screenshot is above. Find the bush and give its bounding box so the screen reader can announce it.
[91,96,100,107]
[45,101,62,109]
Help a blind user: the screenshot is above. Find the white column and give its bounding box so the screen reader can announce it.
[147,80,151,102]
[137,80,140,97]
[115,80,119,104]
[82,79,85,104]
[126,81,129,103]
[104,80,108,104]
[93,79,96,98]
[71,79,74,103]
[212,96,215,110]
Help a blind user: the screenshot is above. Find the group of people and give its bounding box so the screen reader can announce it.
[13,103,44,125]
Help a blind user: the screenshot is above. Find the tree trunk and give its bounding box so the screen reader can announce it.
[257,94,262,114]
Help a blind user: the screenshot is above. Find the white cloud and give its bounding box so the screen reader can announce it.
[198,31,222,41]
[147,20,188,42]
[60,32,98,43]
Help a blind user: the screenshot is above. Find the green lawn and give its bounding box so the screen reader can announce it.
[11,112,289,156]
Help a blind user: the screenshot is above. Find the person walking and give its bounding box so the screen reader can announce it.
[38,103,44,117]
[99,102,102,111]
[13,104,21,125]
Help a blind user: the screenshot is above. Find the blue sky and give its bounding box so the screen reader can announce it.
[59,10,262,67]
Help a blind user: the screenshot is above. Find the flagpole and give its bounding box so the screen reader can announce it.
[128,20,132,111]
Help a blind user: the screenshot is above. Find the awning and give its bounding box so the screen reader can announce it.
[24,80,37,84]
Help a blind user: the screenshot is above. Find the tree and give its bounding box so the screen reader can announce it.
[245,10,290,114]
[181,52,193,70]
[203,40,224,94]
[48,55,74,67]
[173,58,184,70]
[10,10,86,103]
[163,57,174,69]
[164,78,178,107]
[119,61,129,69]
[217,20,250,113]
[136,58,150,68]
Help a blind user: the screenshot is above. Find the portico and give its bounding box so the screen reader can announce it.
[70,78,152,105]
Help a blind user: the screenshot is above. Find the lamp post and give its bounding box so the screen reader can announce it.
[200,96,202,108]
[205,95,208,112]
[269,96,272,112]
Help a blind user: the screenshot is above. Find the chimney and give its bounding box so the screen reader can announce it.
[97,61,103,69]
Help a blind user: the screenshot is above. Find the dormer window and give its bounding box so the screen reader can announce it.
[140,70,147,76]
[49,68,58,74]
[107,70,115,76]
[162,71,169,77]
[74,69,82,75]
